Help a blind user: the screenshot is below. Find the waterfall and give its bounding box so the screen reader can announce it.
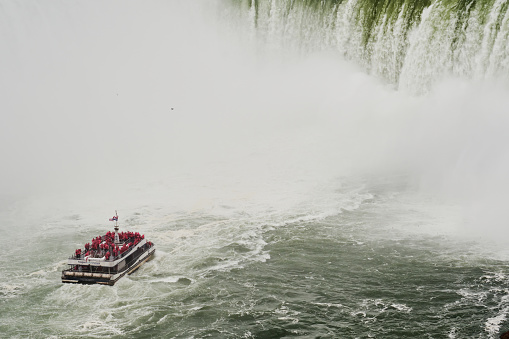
[226,0,509,92]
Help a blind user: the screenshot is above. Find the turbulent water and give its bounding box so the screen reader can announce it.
[3,177,509,338]
[2,0,509,338]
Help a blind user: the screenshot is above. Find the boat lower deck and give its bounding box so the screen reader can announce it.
[62,246,155,286]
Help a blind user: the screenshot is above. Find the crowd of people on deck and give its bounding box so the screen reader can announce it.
[73,231,152,261]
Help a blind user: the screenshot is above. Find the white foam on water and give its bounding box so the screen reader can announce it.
[485,310,508,337]
[354,298,413,319]
[148,276,188,284]
[0,283,25,298]
[78,319,124,336]
[482,279,509,337]
[312,302,346,309]
[389,303,412,313]
[448,327,457,339]
[480,272,508,284]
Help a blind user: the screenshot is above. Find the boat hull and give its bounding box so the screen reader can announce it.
[61,246,155,286]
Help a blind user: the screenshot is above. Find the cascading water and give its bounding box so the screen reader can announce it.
[226,0,509,92]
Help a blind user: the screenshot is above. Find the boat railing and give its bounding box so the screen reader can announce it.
[69,251,127,261]
[69,241,153,261]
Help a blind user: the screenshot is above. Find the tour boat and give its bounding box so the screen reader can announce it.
[61,212,155,285]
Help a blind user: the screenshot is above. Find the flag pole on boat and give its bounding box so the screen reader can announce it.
[110,210,120,245]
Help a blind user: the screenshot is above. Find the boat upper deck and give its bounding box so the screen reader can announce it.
[69,231,154,268]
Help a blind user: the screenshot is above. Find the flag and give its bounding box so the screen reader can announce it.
[109,216,118,221]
